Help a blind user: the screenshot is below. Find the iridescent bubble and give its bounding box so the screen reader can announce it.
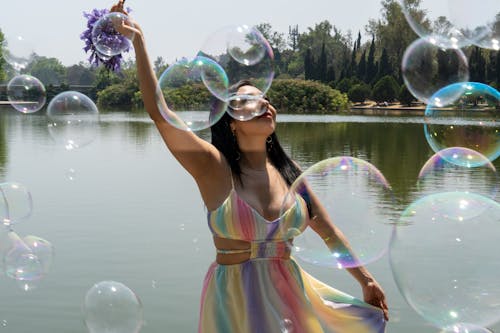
[156,56,228,131]
[3,234,43,282]
[91,12,134,57]
[390,192,500,329]
[402,38,469,105]
[198,24,274,101]
[0,182,33,227]
[417,147,499,201]
[23,235,54,275]
[226,94,268,121]
[83,280,144,333]
[448,0,500,51]
[424,82,500,163]
[7,74,46,113]
[400,0,471,49]
[47,91,100,151]
[281,157,395,269]
[3,34,35,73]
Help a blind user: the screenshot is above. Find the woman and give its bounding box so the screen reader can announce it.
[111,2,388,332]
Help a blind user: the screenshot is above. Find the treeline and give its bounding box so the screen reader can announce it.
[1,0,500,111]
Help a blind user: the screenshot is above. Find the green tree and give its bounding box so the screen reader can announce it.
[376,48,392,80]
[0,29,6,83]
[398,84,414,106]
[372,75,399,103]
[304,48,314,80]
[366,37,377,83]
[367,0,417,81]
[24,55,66,85]
[288,25,300,52]
[267,79,348,113]
[66,63,95,86]
[469,46,486,83]
[348,83,371,103]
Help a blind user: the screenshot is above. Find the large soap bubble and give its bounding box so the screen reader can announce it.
[198,24,274,101]
[3,231,43,282]
[91,12,134,57]
[416,147,499,200]
[281,157,395,269]
[7,74,46,113]
[400,0,471,49]
[0,182,33,227]
[448,0,500,51]
[424,82,500,163]
[83,280,143,333]
[390,192,500,330]
[156,56,228,131]
[2,34,35,73]
[47,91,100,150]
[402,38,469,105]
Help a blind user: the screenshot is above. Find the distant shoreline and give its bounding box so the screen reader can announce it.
[347,102,426,116]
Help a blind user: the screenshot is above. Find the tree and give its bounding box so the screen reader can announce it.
[304,48,314,80]
[399,84,415,106]
[154,56,168,77]
[469,47,486,83]
[366,37,377,83]
[318,42,328,82]
[24,55,66,85]
[254,23,287,52]
[288,25,300,52]
[348,83,371,103]
[0,29,6,83]
[372,75,399,103]
[357,50,367,81]
[66,63,95,86]
[376,48,392,80]
[367,0,417,81]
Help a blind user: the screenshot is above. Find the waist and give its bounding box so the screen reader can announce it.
[214,236,291,265]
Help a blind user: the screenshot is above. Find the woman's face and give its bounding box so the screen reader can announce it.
[229,85,276,138]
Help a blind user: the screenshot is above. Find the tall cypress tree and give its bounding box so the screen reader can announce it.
[357,50,367,82]
[304,48,313,80]
[496,51,500,86]
[376,48,391,81]
[366,37,377,83]
[319,42,328,82]
[486,51,497,84]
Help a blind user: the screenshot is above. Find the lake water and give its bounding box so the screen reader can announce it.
[0,110,499,332]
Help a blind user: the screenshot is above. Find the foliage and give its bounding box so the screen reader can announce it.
[0,29,5,83]
[371,75,399,103]
[24,55,66,85]
[267,79,348,113]
[348,83,371,103]
[398,84,415,106]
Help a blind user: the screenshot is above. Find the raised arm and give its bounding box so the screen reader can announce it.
[110,4,227,191]
[306,189,390,320]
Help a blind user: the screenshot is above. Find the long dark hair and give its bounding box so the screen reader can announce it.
[211,80,302,187]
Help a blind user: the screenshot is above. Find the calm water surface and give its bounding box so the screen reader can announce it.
[0,110,499,332]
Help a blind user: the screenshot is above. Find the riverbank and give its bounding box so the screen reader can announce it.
[348,101,426,116]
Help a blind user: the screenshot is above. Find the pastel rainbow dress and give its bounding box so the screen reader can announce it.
[200,187,386,333]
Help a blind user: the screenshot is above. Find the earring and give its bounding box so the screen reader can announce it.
[266,136,273,152]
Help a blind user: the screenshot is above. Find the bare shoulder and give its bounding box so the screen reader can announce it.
[195,151,233,211]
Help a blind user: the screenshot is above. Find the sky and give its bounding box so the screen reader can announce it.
[0,0,383,66]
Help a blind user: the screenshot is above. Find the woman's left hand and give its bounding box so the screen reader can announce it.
[362,279,389,321]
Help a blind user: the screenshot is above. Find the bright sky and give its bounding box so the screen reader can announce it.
[0,0,383,66]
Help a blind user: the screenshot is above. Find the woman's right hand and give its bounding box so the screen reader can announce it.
[110,0,142,41]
